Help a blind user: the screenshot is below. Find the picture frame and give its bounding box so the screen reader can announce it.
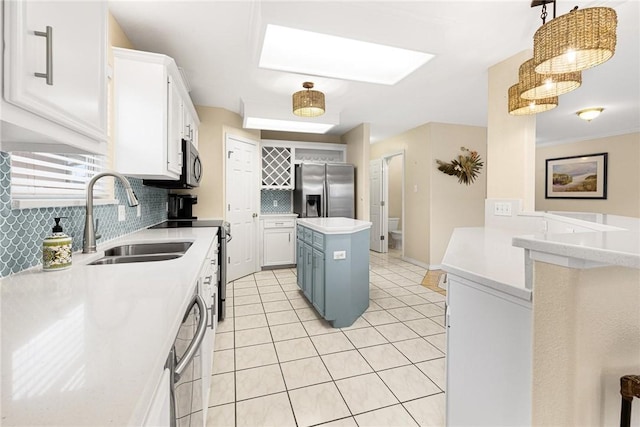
[545,152,608,199]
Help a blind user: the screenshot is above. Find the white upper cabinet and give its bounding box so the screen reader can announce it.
[1,0,108,154]
[113,48,198,180]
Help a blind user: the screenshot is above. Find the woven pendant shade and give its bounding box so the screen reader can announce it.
[519,58,581,100]
[292,82,325,117]
[508,83,557,115]
[533,7,617,74]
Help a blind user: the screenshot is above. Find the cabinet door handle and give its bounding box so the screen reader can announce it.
[288,232,291,243]
[34,26,53,85]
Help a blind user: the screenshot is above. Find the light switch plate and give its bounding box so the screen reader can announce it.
[118,205,126,222]
[333,250,346,260]
[273,200,278,207]
[137,204,141,217]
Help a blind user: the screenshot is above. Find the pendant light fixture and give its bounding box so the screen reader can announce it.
[532,2,617,74]
[518,58,581,100]
[292,82,325,117]
[508,83,557,116]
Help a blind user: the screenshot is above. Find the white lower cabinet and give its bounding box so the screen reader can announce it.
[200,237,219,422]
[261,216,296,267]
[446,274,532,426]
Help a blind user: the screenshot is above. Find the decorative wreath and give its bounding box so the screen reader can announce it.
[436,146,484,185]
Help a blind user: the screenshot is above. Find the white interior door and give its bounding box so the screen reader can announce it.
[225,134,259,281]
[369,158,386,252]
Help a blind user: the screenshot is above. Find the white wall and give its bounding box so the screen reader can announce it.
[535,132,640,217]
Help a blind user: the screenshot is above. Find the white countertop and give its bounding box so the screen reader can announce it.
[260,213,298,217]
[297,217,372,234]
[0,226,219,426]
[442,227,530,301]
[513,212,640,269]
[442,212,640,300]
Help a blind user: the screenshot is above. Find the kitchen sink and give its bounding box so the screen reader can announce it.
[89,253,183,265]
[103,241,192,256]
[89,241,193,265]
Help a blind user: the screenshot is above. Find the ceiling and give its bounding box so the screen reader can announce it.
[108,0,639,145]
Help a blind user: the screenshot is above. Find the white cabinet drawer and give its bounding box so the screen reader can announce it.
[264,219,295,229]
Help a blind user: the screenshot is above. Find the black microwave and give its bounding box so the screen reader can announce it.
[143,140,202,189]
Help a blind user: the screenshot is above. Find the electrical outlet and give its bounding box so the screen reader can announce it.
[137,204,141,217]
[333,250,346,260]
[273,200,278,207]
[494,202,512,217]
[118,205,126,222]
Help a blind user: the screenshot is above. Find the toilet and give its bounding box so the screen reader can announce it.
[388,217,403,249]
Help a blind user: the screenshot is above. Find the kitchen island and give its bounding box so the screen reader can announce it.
[442,208,640,426]
[0,226,219,426]
[296,217,372,327]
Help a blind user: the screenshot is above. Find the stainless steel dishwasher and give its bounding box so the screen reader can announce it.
[167,292,207,427]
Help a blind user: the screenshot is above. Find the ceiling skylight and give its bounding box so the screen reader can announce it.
[260,25,435,85]
[244,117,335,134]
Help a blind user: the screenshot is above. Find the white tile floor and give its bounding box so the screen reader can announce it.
[207,250,446,427]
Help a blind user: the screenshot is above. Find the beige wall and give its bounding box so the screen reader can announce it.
[429,123,487,264]
[535,132,640,217]
[372,124,431,265]
[181,106,260,218]
[371,122,486,267]
[487,49,536,211]
[342,124,370,221]
[387,155,403,226]
[531,262,640,426]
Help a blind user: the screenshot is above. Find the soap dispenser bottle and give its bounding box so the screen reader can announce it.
[43,217,72,271]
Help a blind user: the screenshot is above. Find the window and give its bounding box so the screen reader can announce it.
[10,152,113,208]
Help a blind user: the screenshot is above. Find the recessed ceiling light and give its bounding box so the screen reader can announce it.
[244,117,335,134]
[260,24,435,85]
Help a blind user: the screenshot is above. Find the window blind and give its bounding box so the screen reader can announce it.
[11,152,109,200]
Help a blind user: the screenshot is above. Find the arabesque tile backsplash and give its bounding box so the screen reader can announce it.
[0,151,168,278]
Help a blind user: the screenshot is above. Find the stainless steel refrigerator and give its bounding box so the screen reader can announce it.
[293,163,355,218]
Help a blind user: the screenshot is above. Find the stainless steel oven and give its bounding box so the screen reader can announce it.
[167,292,207,427]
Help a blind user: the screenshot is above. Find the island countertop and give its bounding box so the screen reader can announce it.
[0,226,219,426]
[297,217,372,234]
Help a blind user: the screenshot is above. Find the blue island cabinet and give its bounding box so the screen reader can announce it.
[296,218,371,328]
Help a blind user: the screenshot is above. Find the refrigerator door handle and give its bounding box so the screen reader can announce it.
[323,179,328,218]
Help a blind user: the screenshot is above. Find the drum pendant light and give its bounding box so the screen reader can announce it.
[292,82,325,117]
[519,58,581,100]
[508,83,558,116]
[533,6,617,74]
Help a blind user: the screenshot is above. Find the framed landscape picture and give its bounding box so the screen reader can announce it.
[545,153,608,199]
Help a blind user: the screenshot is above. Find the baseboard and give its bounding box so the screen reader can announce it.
[399,256,443,271]
[261,264,296,271]
[401,256,430,269]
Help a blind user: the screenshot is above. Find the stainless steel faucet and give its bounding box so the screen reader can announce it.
[83,171,139,254]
